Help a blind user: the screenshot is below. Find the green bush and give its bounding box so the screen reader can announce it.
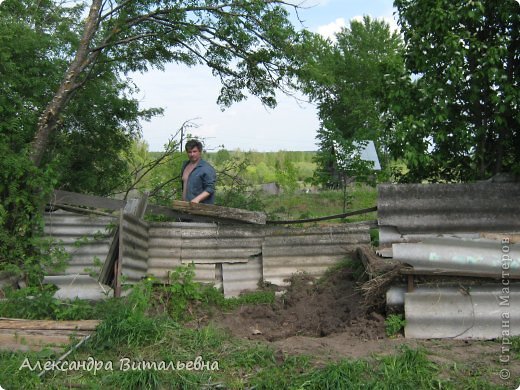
[0,146,67,286]
[0,286,58,319]
[163,264,203,321]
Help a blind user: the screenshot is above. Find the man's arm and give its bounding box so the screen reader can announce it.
[190,191,211,204]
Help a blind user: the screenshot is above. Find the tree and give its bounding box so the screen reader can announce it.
[295,16,406,187]
[0,0,81,152]
[48,72,162,196]
[0,0,159,281]
[1,0,158,195]
[393,0,520,181]
[30,0,302,166]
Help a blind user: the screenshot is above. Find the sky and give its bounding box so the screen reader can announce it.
[130,0,398,152]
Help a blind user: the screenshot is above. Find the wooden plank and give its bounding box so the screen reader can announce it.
[0,329,92,352]
[98,211,122,285]
[0,319,97,353]
[171,200,266,225]
[51,190,125,211]
[0,319,99,330]
[407,274,415,292]
[145,204,214,222]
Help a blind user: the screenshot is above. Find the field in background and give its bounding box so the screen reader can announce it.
[261,184,377,223]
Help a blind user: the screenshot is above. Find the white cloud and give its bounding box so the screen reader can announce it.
[382,14,399,33]
[317,17,346,40]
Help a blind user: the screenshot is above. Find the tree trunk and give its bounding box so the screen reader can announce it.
[30,0,103,167]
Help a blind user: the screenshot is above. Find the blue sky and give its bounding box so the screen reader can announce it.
[132,0,397,152]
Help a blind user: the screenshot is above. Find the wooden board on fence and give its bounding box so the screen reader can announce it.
[0,319,99,352]
[171,200,267,225]
[51,189,125,211]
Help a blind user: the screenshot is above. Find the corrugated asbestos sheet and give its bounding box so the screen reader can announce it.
[146,222,368,296]
[222,257,262,297]
[120,213,149,283]
[263,224,370,286]
[393,237,520,278]
[376,182,520,339]
[44,212,370,298]
[378,182,520,244]
[147,222,263,287]
[147,223,182,281]
[179,223,263,264]
[43,210,115,299]
[405,285,520,339]
[193,263,222,290]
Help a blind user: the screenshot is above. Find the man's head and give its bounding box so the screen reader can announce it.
[185,139,203,164]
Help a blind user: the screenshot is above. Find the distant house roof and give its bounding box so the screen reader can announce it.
[356,140,381,170]
[333,140,381,171]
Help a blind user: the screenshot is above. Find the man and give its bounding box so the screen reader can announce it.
[180,139,216,204]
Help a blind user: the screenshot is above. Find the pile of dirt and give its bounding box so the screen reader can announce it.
[213,266,386,342]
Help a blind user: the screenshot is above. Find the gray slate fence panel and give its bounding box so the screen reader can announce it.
[43,210,115,275]
[180,224,264,264]
[405,285,520,339]
[377,183,520,340]
[43,210,116,299]
[393,237,520,278]
[44,210,373,297]
[378,183,520,235]
[120,213,149,283]
[147,224,182,281]
[192,263,222,289]
[263,224,371,286]
[222,257,263,297]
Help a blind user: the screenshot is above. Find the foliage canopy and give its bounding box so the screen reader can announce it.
[392,0,519,181]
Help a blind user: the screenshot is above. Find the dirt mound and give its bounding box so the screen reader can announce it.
[214,266,386,342]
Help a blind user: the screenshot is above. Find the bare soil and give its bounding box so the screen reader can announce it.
[215,267,385,342]
[207,267,520,388]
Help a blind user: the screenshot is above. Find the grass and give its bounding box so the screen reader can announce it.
[261,183,377,222]
[4,335,511,389]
